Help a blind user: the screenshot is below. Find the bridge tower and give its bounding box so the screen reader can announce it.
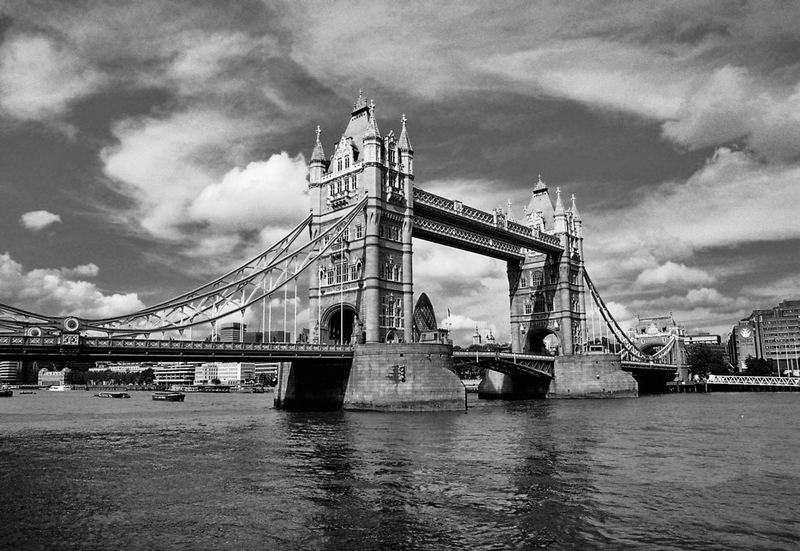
[308,93,415,345]
[507,177,586,357]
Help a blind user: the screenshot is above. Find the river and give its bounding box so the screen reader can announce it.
[0,390,797,550]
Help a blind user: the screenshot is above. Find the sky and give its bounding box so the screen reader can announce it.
[1,0,799,345]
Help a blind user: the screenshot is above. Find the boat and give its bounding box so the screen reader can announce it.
[47,385,72,392]
[0,388,12,398]
[152,391,185,402]
[95,391,131,399]
[20,390,36,395]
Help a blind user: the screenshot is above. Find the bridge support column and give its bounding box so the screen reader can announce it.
[343,343,465,411]
[547,354,637,398]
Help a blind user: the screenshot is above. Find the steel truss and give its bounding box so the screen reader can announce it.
[0,197,368,338]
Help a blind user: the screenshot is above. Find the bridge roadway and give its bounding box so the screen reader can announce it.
[0,334,353,362]
[0,334,679,380]
[452,350,555,378]
[620,360,680,373]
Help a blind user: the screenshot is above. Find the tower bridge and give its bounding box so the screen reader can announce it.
[0,93,685,410]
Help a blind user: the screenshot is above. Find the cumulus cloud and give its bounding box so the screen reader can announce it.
[663,66,800,161]
[189,153,309,231]
[101,109,261,239]
[0,253,144,318]
[20,210,62,231]
[635,262,715,288]
[0,34,105,120]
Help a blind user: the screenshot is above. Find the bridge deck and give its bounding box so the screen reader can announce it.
[452,350,555,378]
[0,334,353,362]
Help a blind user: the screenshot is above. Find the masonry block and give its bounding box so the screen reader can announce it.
[343,343,466,411]
[547,354,637,398]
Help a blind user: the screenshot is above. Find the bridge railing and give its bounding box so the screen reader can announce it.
[706,374,800,387]
[453,351,555,362]
[0,334,354,353]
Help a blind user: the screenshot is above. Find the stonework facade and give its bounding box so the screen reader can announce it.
[507,177,586,356]
[308,93,414,345]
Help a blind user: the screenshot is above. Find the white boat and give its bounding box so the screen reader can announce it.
[48,385,72,392]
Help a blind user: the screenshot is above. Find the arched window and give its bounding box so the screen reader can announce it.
[344,156,350,169]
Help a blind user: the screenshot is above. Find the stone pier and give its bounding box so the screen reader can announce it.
[274,343,466,411]
[546,354,637,398]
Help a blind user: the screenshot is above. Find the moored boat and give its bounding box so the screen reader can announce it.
[48,385,72,392]
[152,391,185,402]
[95,391,131,399]
[0,388,12,397]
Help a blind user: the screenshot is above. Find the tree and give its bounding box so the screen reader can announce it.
[140,368,155,384]
[687,344,730,378]
[211,378,221,385]
[744,356,776,376]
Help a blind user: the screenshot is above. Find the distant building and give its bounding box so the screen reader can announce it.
[219,323,248,342]
[412,293,448,343]
[194,362,255,385]
[685,332,721,345]
[0,361,20,383]
[152,363,199,386]
[89,362,153,374]
[472,326,482,346]
[254,362,280,381]
[685,332,730,368]
[731,299,800,373]
[627,314,688,375]
[38,368,71,386]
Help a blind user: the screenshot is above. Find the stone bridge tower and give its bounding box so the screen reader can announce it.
[507,176,586,356]
[308,93,414,345]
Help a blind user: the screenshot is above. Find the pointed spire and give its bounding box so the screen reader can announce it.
[398,113,413,152]
[506,199,517,223]
[533,173,547,192]
[364,100,381,140]
[311,125,326,162]
[353,89,367,112]
[570,194,581,221]
[554,186,565,215]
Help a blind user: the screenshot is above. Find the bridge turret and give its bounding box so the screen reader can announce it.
[398,114,414,178]
[553,187,567,234]
[308,125,327,214]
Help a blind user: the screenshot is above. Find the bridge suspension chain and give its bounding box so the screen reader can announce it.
[583,270,672,363]
[0,197,368,339]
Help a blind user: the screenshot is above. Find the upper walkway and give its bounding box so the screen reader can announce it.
[412,187,563,260]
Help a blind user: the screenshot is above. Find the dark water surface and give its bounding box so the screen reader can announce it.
[1,391,797,550]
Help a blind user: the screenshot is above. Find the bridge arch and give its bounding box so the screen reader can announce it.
[321,303,359,345]
[525,328,560,356]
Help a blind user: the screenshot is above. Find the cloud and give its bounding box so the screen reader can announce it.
[280,1,800,161]
[635,262,715,288]
[0,34,105,120]
[19,210,62,231]
[663,66,800,161]
[101,109,261,239]
[189,153,309,232]
[0,253,144,318]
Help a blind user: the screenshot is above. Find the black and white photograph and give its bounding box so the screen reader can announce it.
[1,1,798,549]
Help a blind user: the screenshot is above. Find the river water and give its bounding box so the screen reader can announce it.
[0,390,797,550]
